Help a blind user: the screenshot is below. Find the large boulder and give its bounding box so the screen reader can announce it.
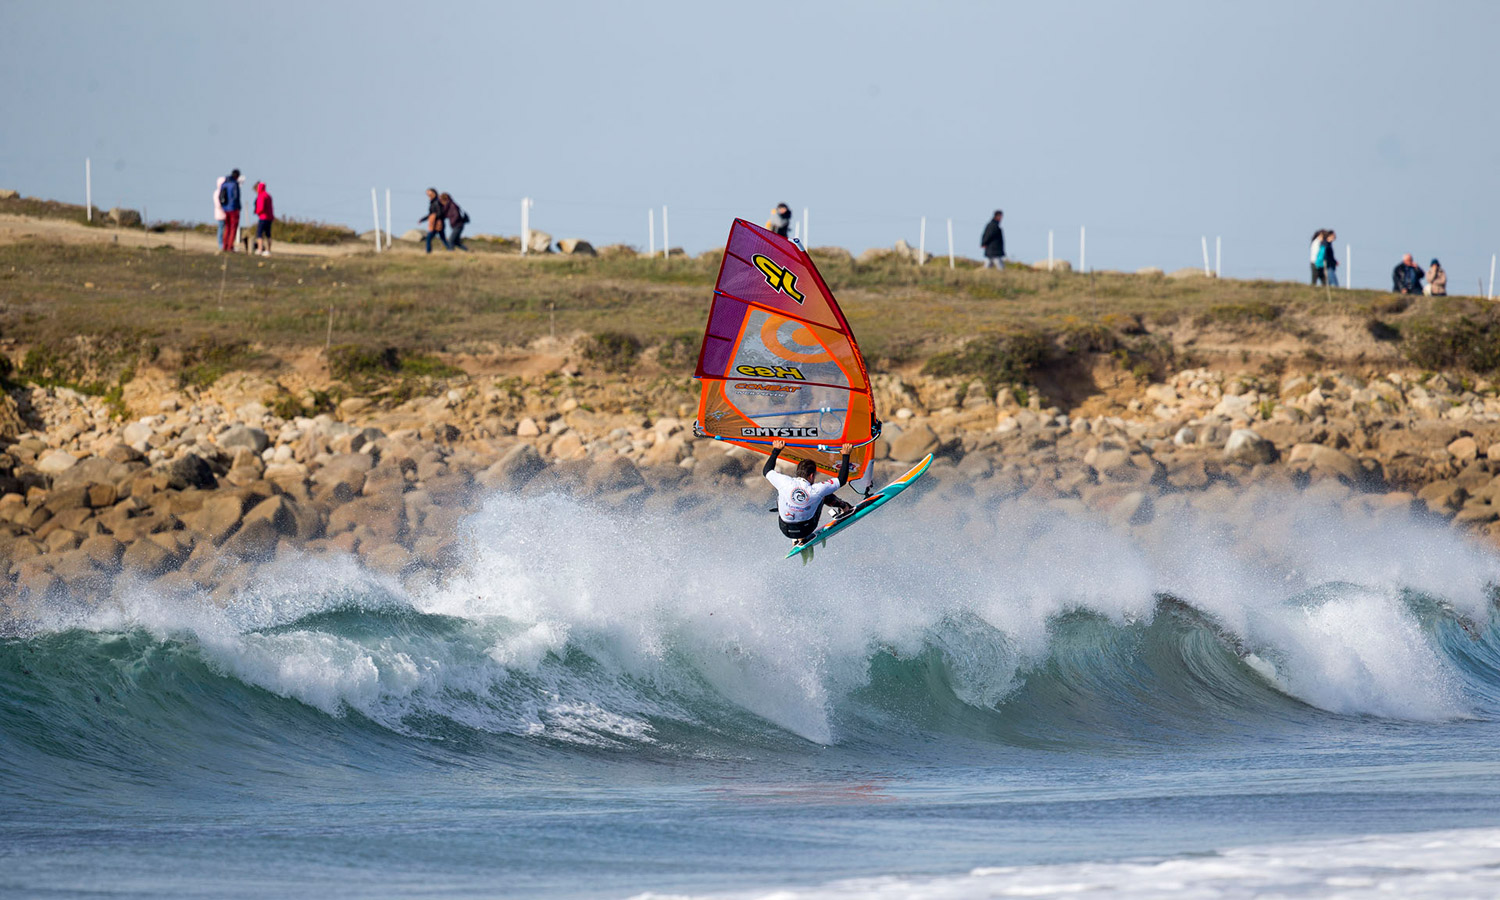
[480,444,546,492]
[1222,429,1276,465]
[557,239,596,257]
[525,229,553,254]
[889,423,939,462]
[108,207,143,228]
[35,449,78,475]
[165,453,218,490]
[218,425,270,455]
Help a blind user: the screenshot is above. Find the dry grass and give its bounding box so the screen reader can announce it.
[0,238,1448,382]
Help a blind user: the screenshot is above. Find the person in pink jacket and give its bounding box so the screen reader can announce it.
[213,176,227,248]
[252,182,275,256]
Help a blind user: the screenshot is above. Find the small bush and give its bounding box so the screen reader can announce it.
[273,217,358,245]
[583,331,643,373]
[1200,301,1282,324]
[178,337,255,389]
[1402,315,1500,373]
[655,332,699,369]
[328,344,399,381]
[922,330,1049,394]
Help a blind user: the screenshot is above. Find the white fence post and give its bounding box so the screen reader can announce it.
[85,158,91,221]
[521,197,530,255]
[803,207,810,247]
[371,189,381,251]
[1201,236,1210,276]
[662,205,669,259]
[947,218,954,269]
[1048,230,1054,271]
[919,216,926,265]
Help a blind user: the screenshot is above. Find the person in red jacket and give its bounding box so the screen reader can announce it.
[252,182,275,256]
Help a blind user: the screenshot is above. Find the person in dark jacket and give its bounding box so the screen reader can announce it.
[980,210,1005,269]
[1392,253,1424,294]
[764,203,792,237]
[420,188,450,253]
[218,169,242,253]
[440,192,468,251]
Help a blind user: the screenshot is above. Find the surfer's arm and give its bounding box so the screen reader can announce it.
[764,439,785,475]
[833,443,852,486]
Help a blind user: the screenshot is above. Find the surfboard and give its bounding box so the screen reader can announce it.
[784,454,933,563]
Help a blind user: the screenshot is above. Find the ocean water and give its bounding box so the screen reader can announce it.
[6,482,1500,899]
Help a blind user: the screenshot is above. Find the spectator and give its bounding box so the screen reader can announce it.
[980,210,1005,269]
[1310,230,1328,285]
[1392,253,1424,294]
[217,169,242,252]
[764,203,792,237]
[440,192,469,252]
[252,181,274,256]
[420,187,450,253]
[1323,230,1339,287]
[213,175,227,248]
[1425,259,1448,296]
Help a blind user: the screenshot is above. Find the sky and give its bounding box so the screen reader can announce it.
[1,0,1497,291]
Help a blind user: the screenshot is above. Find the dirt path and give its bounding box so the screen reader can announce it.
[0,213,372,258]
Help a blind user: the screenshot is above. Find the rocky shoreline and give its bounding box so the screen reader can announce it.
[2,360,1499,616]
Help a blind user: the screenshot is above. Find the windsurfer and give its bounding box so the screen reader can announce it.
[764,439,856,544]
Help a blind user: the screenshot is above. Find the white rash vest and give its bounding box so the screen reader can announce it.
[765,470,844,523]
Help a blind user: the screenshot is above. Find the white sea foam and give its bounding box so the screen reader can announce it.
[628,826,1500,900]
[31,479,1500,742]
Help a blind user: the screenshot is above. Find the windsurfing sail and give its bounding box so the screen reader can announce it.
[695,219,878,489]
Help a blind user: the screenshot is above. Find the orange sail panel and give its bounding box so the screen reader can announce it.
[695,219,876,482]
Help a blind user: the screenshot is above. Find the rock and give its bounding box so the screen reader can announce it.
[0,189,17,200]
[363,543,413,578]
[35,449,79,474]
[1136,267,1165,277]
[892,239,930,264]
[1448,436,1479,463]
[79,535,125,570]
[219,425,270,454]
[1417,480,1467,517]
[241,495,299,538]
[165,454,218,490]
[558,239,596,256]
[121,538,176,577]
[585,456,644,494]
[122,420,155,446]
[1034,259,1073,272]
[223,518,279,560]
[889,423,939,461]
[182,493,249,545]
[400,229,426,242]
[108,207,143,228]
[0,394,24,441]
[526,229,553,254]
[1168,267,1209,280]
[515,417,541,437]
[1222,429,1276,465]
[1288,443,1362,483]
[1172,426,1196,447]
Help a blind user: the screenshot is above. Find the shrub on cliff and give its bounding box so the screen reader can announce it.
[583,332,642,373]
[1402,310,1500,374]
[922,330,1049,393]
